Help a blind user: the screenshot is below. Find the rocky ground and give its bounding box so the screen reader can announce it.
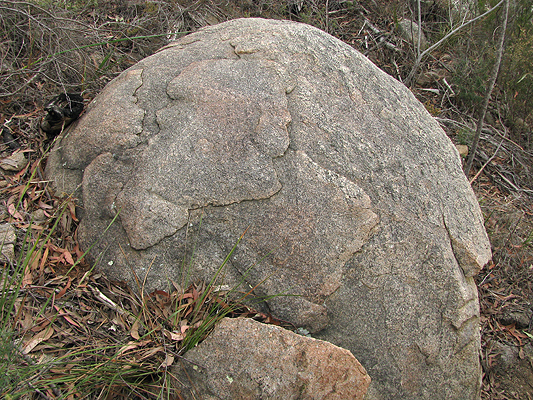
[1,1,532,398]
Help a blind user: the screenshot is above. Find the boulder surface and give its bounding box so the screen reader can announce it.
[46,18,491,399]
[174,317,371,400]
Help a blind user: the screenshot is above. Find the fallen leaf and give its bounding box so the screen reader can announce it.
[12,160,30,181]
[53,304,81,327]
[180,320,189,334]
[23,325,54,354]
[38,200,53,209]
[7,203,23,221]
[74,243,84,259]
[138,346,164,361]
[193,320,203,329]
[177,292,194,301]
[163,329,185,341]
[152,290,170,298]
[63,250,75,265]
[22,264,33,287]
[20,309,33,331]
[130,318,140,340]
[118,341,139,356]
[504,324,527,345]
[68,201,79,222]
[29,250,41,272]
[38,246,49,275]
[56,277,72,299]
[160,354,174,368]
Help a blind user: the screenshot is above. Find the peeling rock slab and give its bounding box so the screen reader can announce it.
[173,318,371,400]
[46,18,492,399]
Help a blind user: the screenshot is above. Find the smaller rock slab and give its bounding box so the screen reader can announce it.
[174,317,370,400]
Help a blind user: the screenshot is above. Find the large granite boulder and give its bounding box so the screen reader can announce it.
[46,18,491,399]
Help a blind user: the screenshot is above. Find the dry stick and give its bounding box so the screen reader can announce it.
[416,0,422,58]
[489,125,526,152]
[464,0,509,176]
[470,139,504,184]
[496,170,533,194]
[405,0,505,86]
[88,284,131,318]
[325,0,329,34]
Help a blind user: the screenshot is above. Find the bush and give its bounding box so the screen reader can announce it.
[450,0,533,148]
[500,14,533,144]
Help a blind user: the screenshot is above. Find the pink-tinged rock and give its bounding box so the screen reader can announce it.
[174,317,370,400]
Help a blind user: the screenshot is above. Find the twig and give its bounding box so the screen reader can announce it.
[362,16,381,35]
[496,170,533,194]
[488,125,527,152]
[442,78,455,96]
[88,284,130,317]
[325,0,329,33]
[361,15,399,52]
[416,0,422,58]
[470,139,504,184]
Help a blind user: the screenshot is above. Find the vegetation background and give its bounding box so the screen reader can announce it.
[0,0,532,398]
